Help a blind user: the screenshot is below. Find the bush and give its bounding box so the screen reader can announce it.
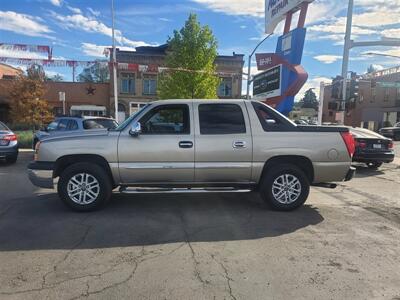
[15,130,33,149]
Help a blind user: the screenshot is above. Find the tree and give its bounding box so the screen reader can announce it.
[77,61,109,83]
[9,64,53,130]
[158,14,220,99]
[299,88,319,110]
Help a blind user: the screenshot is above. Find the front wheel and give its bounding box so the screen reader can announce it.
[259,164,310,211]
[57,162,112,212]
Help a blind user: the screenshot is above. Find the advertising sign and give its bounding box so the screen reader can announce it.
[265,0,314,34]
[253,65,282,98]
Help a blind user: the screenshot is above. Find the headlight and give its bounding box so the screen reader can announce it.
[34,141,41,161]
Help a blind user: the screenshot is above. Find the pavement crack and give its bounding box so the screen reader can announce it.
[209,254,237,300]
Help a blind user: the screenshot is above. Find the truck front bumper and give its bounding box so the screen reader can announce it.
[27,161,54,189]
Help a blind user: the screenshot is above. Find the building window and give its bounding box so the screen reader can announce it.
[218,78,232,97]
[129,102,147,116]
[53,107,63,116]
[121,73,135,94]
[371,88,376,103]
[143,77,157,95]
[384,88,389,102]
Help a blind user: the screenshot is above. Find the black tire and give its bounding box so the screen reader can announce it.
[366,162,383,169]
[57,162,112,212]
[6,154,18,164]
[259,164,310,211]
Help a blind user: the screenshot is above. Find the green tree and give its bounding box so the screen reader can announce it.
[299,88,319,110]
[9,65,53,130]
[158,14,220,99]
[78,61,109,83]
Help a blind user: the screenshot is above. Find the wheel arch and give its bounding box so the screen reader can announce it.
[54,154,115,186]
[259,155,314,186]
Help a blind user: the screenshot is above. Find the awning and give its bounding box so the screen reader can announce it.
[70,105,106,111]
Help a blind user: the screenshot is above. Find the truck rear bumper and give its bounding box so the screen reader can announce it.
[27,161,54,189]
[344,166,356,181]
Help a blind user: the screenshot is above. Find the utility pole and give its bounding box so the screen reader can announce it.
[246,33,272,100]
[111,0,119,121]
[318,82,325,125]
[338,0,354,124]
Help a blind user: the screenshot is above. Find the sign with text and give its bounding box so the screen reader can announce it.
[253,65,282,99]
[265,0,314,34]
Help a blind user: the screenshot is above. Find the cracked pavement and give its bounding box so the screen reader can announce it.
[0,148,400,299]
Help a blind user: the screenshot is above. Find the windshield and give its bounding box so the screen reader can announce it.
[115,104,150,131]
[83,119,118,130]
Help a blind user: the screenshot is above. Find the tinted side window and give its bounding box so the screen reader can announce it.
[199,104,246,135]
[140,104,190,135]
[67,120,79,130]
[57,119,69,131]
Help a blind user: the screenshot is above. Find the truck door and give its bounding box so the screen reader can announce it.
[118,103,195,184]
[193,101,253,183]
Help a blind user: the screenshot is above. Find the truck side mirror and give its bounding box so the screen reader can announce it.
[129,121,141,137]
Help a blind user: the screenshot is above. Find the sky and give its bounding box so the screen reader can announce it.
[1,0,400,100]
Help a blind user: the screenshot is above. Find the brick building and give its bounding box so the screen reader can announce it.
[110,45,245,120]
[0,77,110,123]
[322,66,400,130]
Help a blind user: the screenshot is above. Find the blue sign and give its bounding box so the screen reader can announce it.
[275,27,307,115]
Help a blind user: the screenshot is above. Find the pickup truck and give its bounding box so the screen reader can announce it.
[28,100,356,212]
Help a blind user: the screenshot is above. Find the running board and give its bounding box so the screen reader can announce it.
[119,187,252,194]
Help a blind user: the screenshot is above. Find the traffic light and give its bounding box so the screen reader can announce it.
[331,76,343,99]
[349,72,359,101]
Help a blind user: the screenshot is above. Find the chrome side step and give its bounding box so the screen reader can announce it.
[119,187,252,194]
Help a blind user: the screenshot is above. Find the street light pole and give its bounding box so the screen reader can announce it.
[111,0,119,121]
[246,33,273,100]
[338,0,354,124]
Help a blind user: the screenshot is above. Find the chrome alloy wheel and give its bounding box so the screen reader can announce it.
[67,173,100,205]
[272,174,302,204]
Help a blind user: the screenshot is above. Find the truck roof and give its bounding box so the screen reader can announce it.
[150,99,247,105]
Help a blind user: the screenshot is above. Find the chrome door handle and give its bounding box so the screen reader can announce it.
[233,141,246,148]
[179,141,193,148]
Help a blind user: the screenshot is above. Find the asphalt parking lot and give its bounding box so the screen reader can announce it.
[0,147,399,300]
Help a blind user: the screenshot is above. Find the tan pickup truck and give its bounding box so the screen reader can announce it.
[28,100,356,211]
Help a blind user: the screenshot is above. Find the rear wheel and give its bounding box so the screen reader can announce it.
[259,164,310,211]
[366,162,383,169]
[5,154,18,164]
[57,162,112,212]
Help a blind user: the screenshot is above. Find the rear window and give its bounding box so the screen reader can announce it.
[251,101,295,132]
[199,104,246,135]
[83,119,118,130]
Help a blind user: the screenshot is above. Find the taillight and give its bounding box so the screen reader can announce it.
[34,141,41,161]
[388,141,393,149]
[3,134,17,141]
[341,132,356,158]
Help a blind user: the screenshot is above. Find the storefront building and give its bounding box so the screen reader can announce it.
[110,45,245,120]
[322,66,400,130]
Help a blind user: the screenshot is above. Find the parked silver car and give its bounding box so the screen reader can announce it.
[28,100,355,212]
[0,121,18,163]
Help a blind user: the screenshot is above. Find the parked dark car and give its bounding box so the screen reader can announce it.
[379,122,400,141]
[350,127,394,169]
[33,116,118,149]
[0,121,19,163]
